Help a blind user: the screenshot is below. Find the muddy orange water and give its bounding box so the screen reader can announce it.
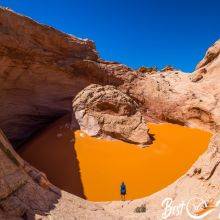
[18,115,212,201]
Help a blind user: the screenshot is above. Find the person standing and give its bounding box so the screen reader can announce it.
[120,182,126,201]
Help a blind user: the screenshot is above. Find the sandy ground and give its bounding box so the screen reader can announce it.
[18,116,212,202]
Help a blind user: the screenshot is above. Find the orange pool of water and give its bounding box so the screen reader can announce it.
[18,115,212,201]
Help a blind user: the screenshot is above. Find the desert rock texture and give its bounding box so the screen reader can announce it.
[0,7,220,219]
[73,84,151,145]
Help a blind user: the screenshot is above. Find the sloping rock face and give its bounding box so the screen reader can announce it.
[126,69,218,132]
[0,128,57,219]
[196,39,220,70]
[0,129,28,201]
[192,39,220,82]
[0,7,94,145]
[73,84,151,145]
[121,40,220,132]
[1,7,220,220]
[0,129,113,219]
[0,7,133,146]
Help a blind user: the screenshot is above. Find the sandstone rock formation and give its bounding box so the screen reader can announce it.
[0,128,115,219]
[73,84,151,145]
[192,39,220,82]
[1,7,220,220]
[161,65,175,72]
[0,128,58,219]
[0,7,94,146]
[0,7,131,146]
[137,66,157,74]
[196,39,220,70]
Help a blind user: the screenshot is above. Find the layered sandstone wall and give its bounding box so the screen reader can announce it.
[0,7,128,146]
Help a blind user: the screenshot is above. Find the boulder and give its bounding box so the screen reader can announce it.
[72,84,151,146]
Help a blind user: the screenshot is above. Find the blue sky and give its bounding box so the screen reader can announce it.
[1,0,220,72]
